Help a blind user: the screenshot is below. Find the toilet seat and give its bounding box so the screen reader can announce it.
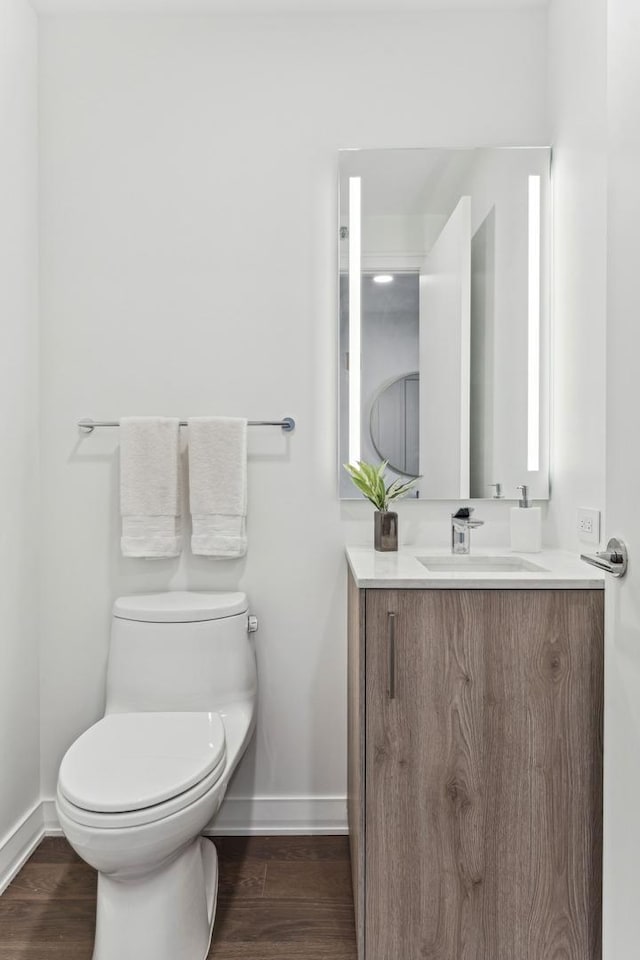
[58,711,226,827]
[57,750,227,829]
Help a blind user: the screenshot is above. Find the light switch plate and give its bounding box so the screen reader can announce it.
[577,508,601,545]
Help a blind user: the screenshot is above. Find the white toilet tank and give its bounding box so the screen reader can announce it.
[105,591,257,715]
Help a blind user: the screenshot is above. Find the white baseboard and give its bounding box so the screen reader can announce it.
[206,796,348,835]
[0,795,347,897]
[41,795,347,838]
[0,804,45,895]
[0,796,347,889]
[41,799,63,836]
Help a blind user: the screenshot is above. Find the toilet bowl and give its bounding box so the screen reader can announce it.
[55,592,257,960]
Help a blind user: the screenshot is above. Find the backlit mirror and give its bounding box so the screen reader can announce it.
[338,147,551,501]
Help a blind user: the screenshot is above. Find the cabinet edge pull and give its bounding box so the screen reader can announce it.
[388,612,396,700]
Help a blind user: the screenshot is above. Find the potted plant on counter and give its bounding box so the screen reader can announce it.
[344,460,419,552]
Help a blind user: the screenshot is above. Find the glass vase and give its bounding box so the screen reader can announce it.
[374,511,398,552]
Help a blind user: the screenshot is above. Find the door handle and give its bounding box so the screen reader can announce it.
[581,537,628,579]
[387,612,396,700]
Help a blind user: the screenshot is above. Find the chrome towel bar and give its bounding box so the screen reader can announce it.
[78,417,295,434]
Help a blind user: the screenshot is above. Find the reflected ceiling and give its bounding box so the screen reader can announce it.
[34,0,548,15]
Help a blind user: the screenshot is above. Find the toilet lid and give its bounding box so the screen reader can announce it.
[113,591,248,623]
[58,712,226,813]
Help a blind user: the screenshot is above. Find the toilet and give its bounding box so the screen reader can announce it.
[55,590,258,960]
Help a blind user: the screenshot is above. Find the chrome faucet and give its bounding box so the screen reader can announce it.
[451,508,485,555]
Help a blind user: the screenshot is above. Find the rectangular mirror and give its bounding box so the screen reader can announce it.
[338,147,551,501]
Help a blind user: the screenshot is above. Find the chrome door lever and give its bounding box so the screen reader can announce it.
[581,537,628,579]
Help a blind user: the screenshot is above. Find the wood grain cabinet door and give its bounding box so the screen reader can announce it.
[364,588,603,960]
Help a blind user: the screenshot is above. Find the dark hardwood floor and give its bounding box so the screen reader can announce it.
[0,836,357,960]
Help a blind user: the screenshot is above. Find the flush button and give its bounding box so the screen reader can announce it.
[248,615,259,633]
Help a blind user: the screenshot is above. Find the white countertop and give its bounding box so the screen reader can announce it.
[346,545,605,590]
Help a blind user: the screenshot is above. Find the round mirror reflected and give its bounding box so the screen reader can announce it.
[369,372,419,478]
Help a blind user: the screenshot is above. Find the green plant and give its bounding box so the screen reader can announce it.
[343,460,419,511]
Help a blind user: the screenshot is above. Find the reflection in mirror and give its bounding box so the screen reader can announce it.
[338,147,550,501]
[370,372,419,477]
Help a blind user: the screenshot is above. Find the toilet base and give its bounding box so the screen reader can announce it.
[92,836,218,960]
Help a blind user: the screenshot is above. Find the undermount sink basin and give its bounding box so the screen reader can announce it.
[417,555,549,574]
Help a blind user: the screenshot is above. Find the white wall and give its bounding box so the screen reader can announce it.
[39,10,548,824]
[0,0,40,852]
[546,0,607,550]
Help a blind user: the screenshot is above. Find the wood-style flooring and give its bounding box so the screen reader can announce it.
[0,836,357,960]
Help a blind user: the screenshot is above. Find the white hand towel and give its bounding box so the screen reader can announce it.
[188,417,247,558]
[120,417,182,558]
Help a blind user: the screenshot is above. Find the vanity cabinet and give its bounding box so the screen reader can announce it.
[348,574,604,960]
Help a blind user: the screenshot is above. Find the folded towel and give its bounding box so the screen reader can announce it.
[188,417,247,558]
[120,417,182,558]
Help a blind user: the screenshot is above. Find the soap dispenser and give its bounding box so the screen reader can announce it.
[510,485,542,553]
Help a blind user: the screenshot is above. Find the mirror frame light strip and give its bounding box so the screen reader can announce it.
[527,174,541,472]
[348,176,362,464]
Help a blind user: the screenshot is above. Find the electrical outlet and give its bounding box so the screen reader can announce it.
[577,508,601,545]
